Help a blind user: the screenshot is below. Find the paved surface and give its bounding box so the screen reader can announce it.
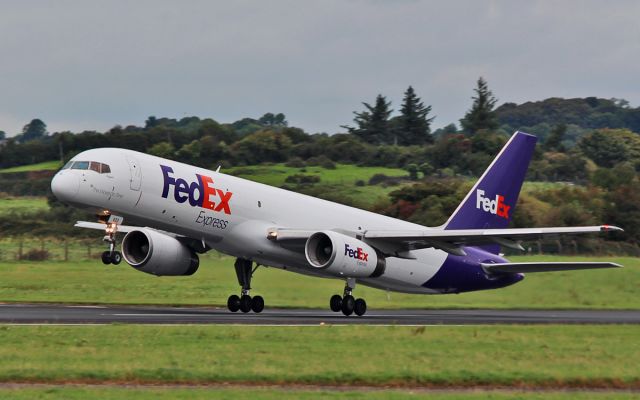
[0,303,639,325]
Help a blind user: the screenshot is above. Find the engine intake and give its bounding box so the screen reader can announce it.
[305,231,385,278]
[121,228,199,276]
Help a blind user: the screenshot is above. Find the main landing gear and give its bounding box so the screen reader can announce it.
[227,258,264,313]
[330,279,367,316]
[101,216,122,265]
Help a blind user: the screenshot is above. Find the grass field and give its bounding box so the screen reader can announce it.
[0,255,635,309]
[0,325,637,387]
[225,163,408,187]
[0,196,49,215]
[1,388,637,399]
[0,160,61,173]
[225,163,412,208]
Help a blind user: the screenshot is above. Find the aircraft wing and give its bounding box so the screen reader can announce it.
[270,225,622,256]
[75,221,209,252]
[363,225,622,256]
[75,221,138,233]
[481,261,622,274]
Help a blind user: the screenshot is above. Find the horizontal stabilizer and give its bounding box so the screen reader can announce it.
[481,262,622,274]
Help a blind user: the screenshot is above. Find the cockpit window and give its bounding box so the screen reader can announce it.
[71,161,90,170]
[68,161,111,173]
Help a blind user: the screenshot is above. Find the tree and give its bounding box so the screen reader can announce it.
[19,119,47,143]
[344,94,393,144]
[460,77,498,135]
[0,131,6,140]
[259,113,288,127]
[579,130,629,168]
[544,124,567,152]
[396,86,435,145]
[145,116,158,129]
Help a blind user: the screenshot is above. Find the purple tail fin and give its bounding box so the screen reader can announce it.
[444,131,537,237]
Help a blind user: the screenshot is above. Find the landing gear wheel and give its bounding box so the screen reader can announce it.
[330,295,343,312]
[341,295,355,316]
[227,295,240,312]
[101,251,112,265]
[111,251,122,265]
[354,298,367,316]
[239,295,252,313]
[251,295,264,313]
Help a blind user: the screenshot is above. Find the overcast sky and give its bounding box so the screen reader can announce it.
[1,0,639,136]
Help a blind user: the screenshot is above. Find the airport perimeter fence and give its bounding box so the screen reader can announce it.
[0,237,227,262]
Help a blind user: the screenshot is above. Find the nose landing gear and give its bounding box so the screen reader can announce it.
[330,279,367,316]
[100,215,123,265]
[227,258,264,313]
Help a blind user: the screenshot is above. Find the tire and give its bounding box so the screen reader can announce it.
[227,295,240,312]
[341,295,355,316]
[111,251,122,265]
[239,295,252,313]
[101,251,112,265]
[330,295,342,312]
[354,298,367,316]
[251,295,265,313]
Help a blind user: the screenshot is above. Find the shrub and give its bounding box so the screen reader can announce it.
[285,157,306,168]
[284,174,321,185]
[369,173,389,185]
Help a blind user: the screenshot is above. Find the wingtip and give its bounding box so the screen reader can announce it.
[601,225,624,232]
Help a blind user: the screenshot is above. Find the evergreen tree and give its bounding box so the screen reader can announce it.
[0,131,6,140]
[396,86,435,145]
[544,124,567,152]
[460,77,498,135]
[344,94,393,144]
[19,119,47,143]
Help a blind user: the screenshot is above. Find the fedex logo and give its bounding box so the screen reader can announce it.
[476,189,510,219]
[160,165,233,215]
[344,244,369,262]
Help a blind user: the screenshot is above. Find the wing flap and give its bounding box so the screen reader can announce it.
[482,262,622,274]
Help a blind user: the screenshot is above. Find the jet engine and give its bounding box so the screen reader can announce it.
[305,230,385,278]
[121,228,199,276]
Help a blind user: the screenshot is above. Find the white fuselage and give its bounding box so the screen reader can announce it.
[52,148,452,294]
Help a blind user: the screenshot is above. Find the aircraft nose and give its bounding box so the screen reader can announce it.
[51,171,80,202]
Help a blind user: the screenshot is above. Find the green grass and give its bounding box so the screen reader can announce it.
[0,197,49,215]
[0,325,638,387]
[0,254,635,309]
[0,387,637,399]
[0,160,61,173]
[225,163,408,187]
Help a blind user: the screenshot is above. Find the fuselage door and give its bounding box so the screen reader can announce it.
[127,155,142,191]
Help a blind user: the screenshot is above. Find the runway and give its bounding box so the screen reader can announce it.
[1,303,639,325]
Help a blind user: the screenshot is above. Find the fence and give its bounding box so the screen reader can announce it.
[0,237,226,262]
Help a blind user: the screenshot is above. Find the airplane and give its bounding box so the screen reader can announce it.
[50,131,622,316]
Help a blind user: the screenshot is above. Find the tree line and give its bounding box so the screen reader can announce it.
[2,79,640,248]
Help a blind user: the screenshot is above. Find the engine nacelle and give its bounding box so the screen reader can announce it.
[121,228,199,276]
[305,231,385,278]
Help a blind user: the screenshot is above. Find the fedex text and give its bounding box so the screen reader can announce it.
[161,165,233,215]
[476,189,510,219]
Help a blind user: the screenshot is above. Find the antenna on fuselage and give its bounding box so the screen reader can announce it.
[215,165,221,172]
